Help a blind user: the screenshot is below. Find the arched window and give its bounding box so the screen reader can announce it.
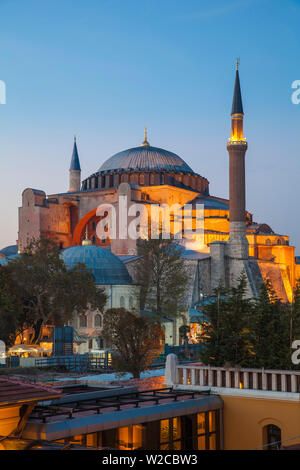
[264,424,282,450]
[79,315,87,328]
[129,296,134,310]
[120,296,125,308]
[266,239,271,246]
[94,313,102,328]
[277,238,282,245]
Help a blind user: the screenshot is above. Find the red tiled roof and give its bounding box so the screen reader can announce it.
[0,377,63,406]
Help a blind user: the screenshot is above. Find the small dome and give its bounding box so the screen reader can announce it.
[0,245,18,257]
[99,145,194,173]
[61,245,132,285]
[0,253,20,266]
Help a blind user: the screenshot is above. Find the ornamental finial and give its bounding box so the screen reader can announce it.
[236,57,239,71]
[142,126,150,147]
[82,225,92,246]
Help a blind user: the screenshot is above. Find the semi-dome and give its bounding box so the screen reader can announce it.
[61,245,132,285]
[99,145,194,174]
[190,196,229,210]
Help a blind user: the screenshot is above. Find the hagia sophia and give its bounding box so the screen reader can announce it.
[1,64,299,350]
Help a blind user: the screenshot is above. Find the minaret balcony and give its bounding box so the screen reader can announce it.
[227,140,248,149]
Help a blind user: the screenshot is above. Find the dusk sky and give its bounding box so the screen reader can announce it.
[0,0,299,251]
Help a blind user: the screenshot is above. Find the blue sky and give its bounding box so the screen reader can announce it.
[0,0,299,251]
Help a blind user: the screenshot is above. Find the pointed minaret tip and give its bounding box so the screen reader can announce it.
[70,136,81,171]
[231,60,244,116]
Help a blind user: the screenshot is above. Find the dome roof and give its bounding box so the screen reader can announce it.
[0,253,20,266]
[0,245,18,257]
[61,245,132,286]
[191,196,229,210]
[99,145,194,174]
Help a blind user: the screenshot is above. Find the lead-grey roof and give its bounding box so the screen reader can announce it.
[70,140,81,171]
[62,245,132,285]
[99,145,194,173]
[0,245,18,257]
[231,69,244,115]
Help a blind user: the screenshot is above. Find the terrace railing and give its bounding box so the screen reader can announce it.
[171,364,300,393]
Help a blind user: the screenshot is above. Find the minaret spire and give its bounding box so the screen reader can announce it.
[227,62,248,261]
[68,136,81,192]
[230,60,245,142]
[70,136,81,171]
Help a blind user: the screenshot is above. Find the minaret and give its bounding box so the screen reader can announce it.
[227,60,249,259]
[69,136,81,192]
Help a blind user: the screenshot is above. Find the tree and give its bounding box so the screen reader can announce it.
[135,236,189,320]
[251,279,290,370]
[179,324,190,356]
[102,308,164,378]
[3,238,107,343]
[0,267,22,347]
[200,275,254,367]
[290,282,300,346]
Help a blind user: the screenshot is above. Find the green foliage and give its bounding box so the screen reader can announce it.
[0,267,22,346]
[136,236,189,319]
[251,280,290,369]
[290,282,300,344]
[200,275,298,370]
[200,275,254,367]
[102,308,164,378]
[0,238,107,343]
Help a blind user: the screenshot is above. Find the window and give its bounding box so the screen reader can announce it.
[94,314,102,328]
[264,424,282,450]
[120,296,125,308]
[196,411,219,450]
[118,425,145,450]
[129,296,134,310]
[79,315,87,328]
[160,418,182,450]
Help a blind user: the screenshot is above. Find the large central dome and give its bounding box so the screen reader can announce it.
[99,145,194,174]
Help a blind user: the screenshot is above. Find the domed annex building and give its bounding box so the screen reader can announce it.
[61,244,139,354]
[2,65,298,351]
